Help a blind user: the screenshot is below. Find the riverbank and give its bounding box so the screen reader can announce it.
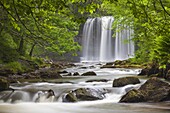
[0,58,168,83]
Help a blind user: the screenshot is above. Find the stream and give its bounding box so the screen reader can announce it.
[0,63,169,113]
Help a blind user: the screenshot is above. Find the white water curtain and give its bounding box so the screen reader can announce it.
[81,16,134,62]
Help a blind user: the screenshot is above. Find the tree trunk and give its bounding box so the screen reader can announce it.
[18,37,24,55]
[29,43,36,57]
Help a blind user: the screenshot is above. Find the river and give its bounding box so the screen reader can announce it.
[0,63,169,113]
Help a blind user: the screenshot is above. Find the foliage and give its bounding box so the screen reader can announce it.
[3,61,24,73]
[0,0,170,67]
[0,0,88,63]
[101,0,170,65]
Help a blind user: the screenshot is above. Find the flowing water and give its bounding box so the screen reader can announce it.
[115,25,134,60]
[81,16,135,62]
[0,63,169,113]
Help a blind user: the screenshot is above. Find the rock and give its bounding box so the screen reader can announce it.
[100,62,115,68]
[111,60,143,68]
[79,66,88,69]
[106,62,114,65]
[0,68,14,76]
[0,77,9,91]
[138,63,159,76]
[138,68,148,76]
[138,63,170,78]
[51,62,75,69]
[81,71,97,76]
[101,65,115,68]
[35,89,56,102]
[125,86,135,92]
[119,77,170,103]
[158,63,170,79]
[73,72,80,76]
[57,70,68,74]
[79,65,95,69]
[62,88,106,102]
[38,69,62,79]
[147,67,159,76]
[114,60,131,66]
[22,73,40,79]
[86,79,109,83]
[113,77,140,87]
[120,89,146,102]
[63,72,72,76]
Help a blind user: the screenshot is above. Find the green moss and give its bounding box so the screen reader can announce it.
[31,57,44,66]
[65,92,78,102]
[3,62,24,73]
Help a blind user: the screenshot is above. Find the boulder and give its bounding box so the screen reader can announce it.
[138,63,159,76]
[120,89,146,102]
[62,88,106,102]
[81,71,97,76]
[57,70,68,74]
[138,68,148,76]
[119,77,170,103]
[38,69,62,79]
[0,77,9,91]
[113,77,140,87]
[73,72,80,76]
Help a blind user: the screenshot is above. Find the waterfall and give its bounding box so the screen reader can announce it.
[100,17,114,62]
[81,16,134,62]
[114,25,134,60]
[82,17,102,62]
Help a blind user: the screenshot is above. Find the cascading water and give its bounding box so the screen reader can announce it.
[82,17,102,62]
[0,64,168,113]
[81,16,134,62]
[100,17,114,62]
[82,16,114,62]
[114,25,134,60]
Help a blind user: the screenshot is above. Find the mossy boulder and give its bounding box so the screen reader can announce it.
[113,77,140,87]
[51,62,76,69]
[119,77,170,103]
[120,89,146,102]
[101,65,115,68]
[81,71,97,76]
[138,68,148,76]
[62,88,106,102]
[138,63,170,79]
[37,68,62,79]
[0,77,9,91]
[114,60,130,65]
[100,62,115,68]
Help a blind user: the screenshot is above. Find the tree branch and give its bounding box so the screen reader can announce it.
[12,0,37,37]
[0,1,18,22]
[159,0,170,17]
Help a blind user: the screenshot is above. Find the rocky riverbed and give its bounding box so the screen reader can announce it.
[0,62,169,113]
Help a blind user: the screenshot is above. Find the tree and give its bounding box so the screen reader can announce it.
[101,0,170,65]
[0,0,94,62]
